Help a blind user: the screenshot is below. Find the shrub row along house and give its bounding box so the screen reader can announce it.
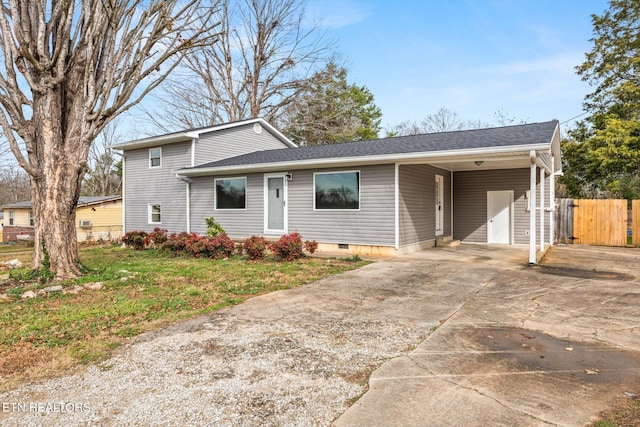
[111,118,561,264]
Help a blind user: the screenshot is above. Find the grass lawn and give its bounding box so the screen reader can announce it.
[0,245,368,391]
[590,395,640,427]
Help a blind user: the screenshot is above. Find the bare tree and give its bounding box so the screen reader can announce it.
[385,107,492,136]
[0,163,30,205]
[147,0,332,132]
[493,109,528,126]
[82,121,123,197]
[0,0,221,278]
[421,107,467,133]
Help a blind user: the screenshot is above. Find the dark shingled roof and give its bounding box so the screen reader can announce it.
[187,120,558,171]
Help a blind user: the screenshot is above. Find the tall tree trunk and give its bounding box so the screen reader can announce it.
[31,174,83,278]
[30,89,87,278]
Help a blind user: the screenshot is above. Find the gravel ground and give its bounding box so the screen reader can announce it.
[0,258,449,427]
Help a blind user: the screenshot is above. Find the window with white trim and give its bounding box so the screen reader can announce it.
[314,171,360,210]
[149,148,162,168]
[29,211,34,227]
[215,177,247,210]
[148,204,161,224]
[8,211,14,225]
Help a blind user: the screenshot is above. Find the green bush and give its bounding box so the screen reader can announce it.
[205,217,225,237]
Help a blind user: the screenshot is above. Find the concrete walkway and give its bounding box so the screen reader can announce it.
[335,245,640,426]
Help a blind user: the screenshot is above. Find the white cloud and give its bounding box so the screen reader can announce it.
[306,0,370,28]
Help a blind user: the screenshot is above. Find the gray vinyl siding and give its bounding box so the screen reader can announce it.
[453,168,551,244]
[189,164,396,246]
[398,165,451,247]
[190,173,263,237]
[195,124,289,164]
[124,141,191,233]
[287,165,396,246]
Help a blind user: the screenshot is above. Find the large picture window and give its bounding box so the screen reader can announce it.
[215,177,247,209]
[314,171,360,210]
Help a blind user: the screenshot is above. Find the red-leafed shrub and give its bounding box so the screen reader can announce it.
[160,232,235,259]
[145,227,168,248]
[243,236,268,260]
[209,233,236,259]
[304,239,318,254]
[121,230,148,250]
[159,232,194,256]
[270,232,304,261]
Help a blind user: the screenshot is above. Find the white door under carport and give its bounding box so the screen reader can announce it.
[487,190,513,244]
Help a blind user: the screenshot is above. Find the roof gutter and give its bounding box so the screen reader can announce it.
[176,143,552,177]
[109,118,297,151]
[109,133,191,150]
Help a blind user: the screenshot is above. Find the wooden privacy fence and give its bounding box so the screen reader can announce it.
[556,198,628,246]
[633,200,640,247]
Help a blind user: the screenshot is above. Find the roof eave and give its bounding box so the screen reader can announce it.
[176,143,552,177]
[109,133,190,150]
[77,196,122,207]
[110,118,297,151]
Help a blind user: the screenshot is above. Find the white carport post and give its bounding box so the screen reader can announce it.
[540,166,545,253]
[529,151,537,265]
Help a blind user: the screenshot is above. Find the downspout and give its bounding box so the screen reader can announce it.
[191,138,196,167]
[176,175,192,233]
[529,151,537,265]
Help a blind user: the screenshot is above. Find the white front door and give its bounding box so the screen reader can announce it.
[487,190,513,244]
[264,174,287,233]
[435,175,444,236]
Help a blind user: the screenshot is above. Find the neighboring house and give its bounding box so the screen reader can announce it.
[111,118,561,264]
[2,195,122,243]
[1,200,35,242]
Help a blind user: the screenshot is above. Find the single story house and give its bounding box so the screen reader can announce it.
[2,195,123,243]
[112,118,561,264]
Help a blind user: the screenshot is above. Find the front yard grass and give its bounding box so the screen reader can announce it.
[0,245,369,391]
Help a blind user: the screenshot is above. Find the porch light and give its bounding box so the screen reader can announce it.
[474,161,484,166]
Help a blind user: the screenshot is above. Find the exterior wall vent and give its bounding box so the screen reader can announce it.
[79,220,92,228]
[338,243,349,249]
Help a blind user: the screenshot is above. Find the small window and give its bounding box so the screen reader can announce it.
[29,211,34,227]
[314,171,360,210]
[149,148,162,168]
[215,177,247,210]
[148,204,161,224]
[8,211,14,225]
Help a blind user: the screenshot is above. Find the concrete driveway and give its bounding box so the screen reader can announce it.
[1,245,639,426]
[336,245,640,426]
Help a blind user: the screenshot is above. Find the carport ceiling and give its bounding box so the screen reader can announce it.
[399,151,533,172]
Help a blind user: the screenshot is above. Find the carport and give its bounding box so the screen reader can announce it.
[411,121,562,264]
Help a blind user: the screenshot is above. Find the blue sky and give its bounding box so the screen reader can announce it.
[305,0,610,132]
